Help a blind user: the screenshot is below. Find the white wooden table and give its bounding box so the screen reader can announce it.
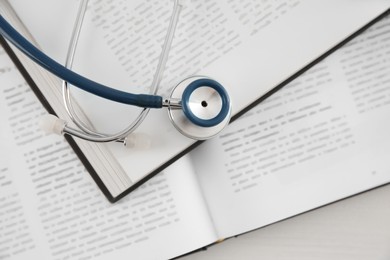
[182,184,390,260]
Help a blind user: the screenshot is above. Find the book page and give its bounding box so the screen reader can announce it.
[190,14,390,238]
[0,48,216,260]
[7,0,390,185]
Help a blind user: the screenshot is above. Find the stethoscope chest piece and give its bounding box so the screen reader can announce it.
[167,76,232,140]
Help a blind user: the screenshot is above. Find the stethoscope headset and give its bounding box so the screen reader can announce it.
[0,0,232,148]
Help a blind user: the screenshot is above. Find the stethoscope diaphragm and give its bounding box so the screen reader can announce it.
[167,76,232,140]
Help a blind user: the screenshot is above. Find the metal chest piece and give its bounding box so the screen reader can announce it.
[167,76,232,140]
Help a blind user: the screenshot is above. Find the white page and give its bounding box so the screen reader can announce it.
[0,48,216,260]
[190,14,390,238]
[7,0,390,185]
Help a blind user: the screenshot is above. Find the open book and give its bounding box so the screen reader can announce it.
[1,0,389,201]
[1,5,390,260]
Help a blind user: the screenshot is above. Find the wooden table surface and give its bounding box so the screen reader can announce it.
[182,184,390,260]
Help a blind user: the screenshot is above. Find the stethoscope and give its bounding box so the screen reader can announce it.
[0,0,231,148]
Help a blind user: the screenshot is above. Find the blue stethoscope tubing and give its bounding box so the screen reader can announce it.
[0,1,231,141]
[0,14,163,108]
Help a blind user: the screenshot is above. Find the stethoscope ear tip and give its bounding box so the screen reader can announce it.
[40,114,66,135]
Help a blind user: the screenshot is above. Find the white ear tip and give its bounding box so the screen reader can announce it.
[39,114,66,135]
[125,133,152,150]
